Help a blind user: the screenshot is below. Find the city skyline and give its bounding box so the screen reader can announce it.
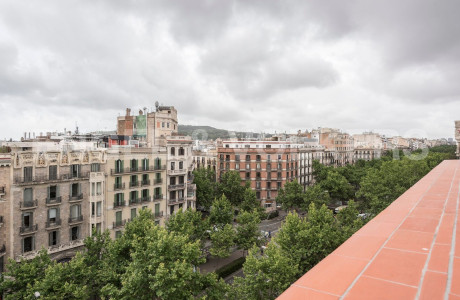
[1,0,459,140]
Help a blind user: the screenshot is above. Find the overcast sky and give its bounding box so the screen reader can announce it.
[0,0,459,140]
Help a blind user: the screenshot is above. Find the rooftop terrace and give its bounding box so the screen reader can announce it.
[278,160,460,299]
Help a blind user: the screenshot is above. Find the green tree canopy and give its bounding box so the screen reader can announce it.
[209,195,234,229]
[210,224,236,260]
[275,180,304,210]
[302,184,331,211]
[193,167,217,210]
[217,170,247,206]
[166,208,208,245]
[235,209,262,254]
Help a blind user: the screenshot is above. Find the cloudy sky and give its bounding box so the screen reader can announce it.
[0,0,459,140]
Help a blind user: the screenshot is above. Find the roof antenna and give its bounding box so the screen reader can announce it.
[75,122,79,135]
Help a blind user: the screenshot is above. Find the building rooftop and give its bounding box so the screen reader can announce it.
[278,160,460,300]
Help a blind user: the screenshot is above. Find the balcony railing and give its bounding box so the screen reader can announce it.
[20,200,38,209]
[154,178,163,184]
[141,180,151,186]
[168,184,185,190]
[68,215,83,224]
[46,219,62,228]
[141,196,151,202]
[154,211,163,218]
[129,181,139,188]
[113,200,125,208]
[167,169,187,175]
[154,194,163,200]
[114,183,125,190]
[14,172,90,184]
[110,165,166,175]
[168,197,185,205]
[46,196,62,205]
[20,224,38,234]
[69,194,83,201]
[113,219,127,228]
[129,198,141,205]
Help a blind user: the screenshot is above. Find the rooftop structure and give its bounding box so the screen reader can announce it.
[278,160,460,299]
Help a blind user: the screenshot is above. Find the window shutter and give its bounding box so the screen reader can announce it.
[47,186,50,199]
[32,236,35,251]
[21,238,24,254]
[146,159,149,169]
[121,160,124,171]
[78,183,82,196]
[114,194,117,205]
[56,185,60,197]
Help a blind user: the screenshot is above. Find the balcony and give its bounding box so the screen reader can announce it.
[69,194,83,202]
[46,219,62,228]
[168,184,185,190]
[68,215,83,224]
[110,165,166,175]
[153,194,163,201]
[167,169,187,175]
[114,183,125,190]
[14,172,90,185]
[141,180,151,186]
[154,211,164,218]
[113,219,127,229]
[20,224,38,234]
[113,200,125,208]
[20,200,38,210]
[154,178,163,184]
[168,197,185,205]
[141,196,151,203]
[129,181,139,188]
[129,198,141,205]
[45,196,62,206]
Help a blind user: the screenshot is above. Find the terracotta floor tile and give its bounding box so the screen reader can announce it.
[419,271,447,300]
[417,199,446,209]
[295,254,368,296]
[450,257,460,296]
[356,220,399,238]
[364,248,427,286]
[449,294,460,300]
[436,214,455,245]
[386,229,434,253]
[409,207,443,219]
[428,243,451,273]
[276,285,340,300]
[333,234,387,261]
[400,217,439,233]
[344,275,417,300]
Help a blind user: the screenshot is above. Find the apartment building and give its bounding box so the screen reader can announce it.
[192,149,218,173]
[455,121,460,158]
[3,142,105,262]
[0,154,11,274]
[306,128,354,166]
[218,141,307,211]
[166,136,196,216]
[353,148,382,161]
[105,147,167,239]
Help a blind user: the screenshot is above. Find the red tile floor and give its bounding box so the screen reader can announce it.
[278,160,460,299]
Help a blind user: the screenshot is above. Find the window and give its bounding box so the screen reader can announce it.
[115,231,122,239]
[246,155,251,161]
[24,166,33,182]
[179,161,183,170]
[48,208,58,223]
[256,192,260,199]
[170,147,175,155]
[171,162,175,170]
[96,201,102,216]
[49,231,59,246]
[235,154,240,161]
[97,182,102,195]
[71,183,81,198]
[267,191,271,199]
[130,159,138,171]
[71,164,80,178]
[91,163,100,172]
[96,223,101,234]
[155,203,160,216]
[115,193,124,207]
[91,202,95,217]
[24,188,33,204]
[131,208,137,220]
[70,226,80,241]
[179,147,185,155]
[49,165,57,180]
[70,204,81,220]
[23,236,34,253]
[22,212,33,228]
[246,163,250,170]
[246,172,250,179]
[115,159,123,173]
[115,211,122,226]
[235,163,240,170]
[256,182,261,189]
[170,177,176,185]
[48,185,57,199]
[142,158,149,171]
[91,183,95,196]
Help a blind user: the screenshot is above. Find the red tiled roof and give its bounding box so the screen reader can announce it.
[278,160,460,299]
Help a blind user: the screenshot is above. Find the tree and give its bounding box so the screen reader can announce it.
[235,210,262,255]
[302,184,331,211]
[275,180,304,210]
[232,244,298,300]
[193,167,217,210]
[101,210,208,299]
[0,249,52,300]
[312,160,330,183]
[217,170,247,206]
[209,195,233,229]
[166,208,208,244]
[336,200,364,238]
[319,171,354,204]
[240,187,265,218]
[210,224,236,268]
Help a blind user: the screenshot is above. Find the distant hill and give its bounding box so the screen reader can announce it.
[178,125,269,140]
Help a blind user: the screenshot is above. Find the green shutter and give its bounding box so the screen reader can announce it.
[146,159,149,169]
